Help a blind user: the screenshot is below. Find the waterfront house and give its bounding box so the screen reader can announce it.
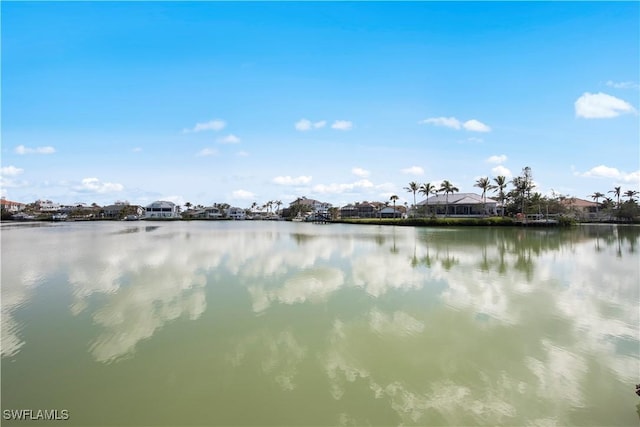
[145,201,180,219]
[103,202,145,219]
[0,197,26,212]
[377,206,404,218]
[560,197,601,220]
[184,206,224,219]
[226,206,246,220]
[356,201,377,218]
[35,199,61,212]
[339,204,359,218]
[417,193,498,216]
[290,197,332,216]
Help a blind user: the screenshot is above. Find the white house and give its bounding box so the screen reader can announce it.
[36,199,60,212]
[226,207,246,220]
[417,193,498,216]
[145,201,180,219]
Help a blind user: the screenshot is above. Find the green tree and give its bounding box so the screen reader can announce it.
[590,192,604,214]
[389,195,399,218]
[439,180,459,217]
[419,182,436,217]
[624,190,638,202]
[511,176,528,214]
[492,176,508,216]
[474,177,493,216]
[403,181,419,217]
[609,186,621,208]
[617,199,640,221]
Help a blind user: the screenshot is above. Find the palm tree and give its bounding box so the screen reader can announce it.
[403,181,419,217]
[474,177,493,216]
[590,192,605,214]
[419,182,436,217]
[275,200,282,216]
[389,195,399,218]
[609,186,621,208]
[439,180,459,217]
[492,176,508,216]
[184,202,192,211]
[624,190,639,202]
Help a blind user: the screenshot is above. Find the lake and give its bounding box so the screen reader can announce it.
[1,221,639,426]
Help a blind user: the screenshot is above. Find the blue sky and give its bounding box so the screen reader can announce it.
[2,1,639,208]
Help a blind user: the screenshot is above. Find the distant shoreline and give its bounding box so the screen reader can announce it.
[2,217,639,227]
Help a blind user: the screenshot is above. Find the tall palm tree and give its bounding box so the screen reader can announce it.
[403,181,419,217]
[389,195,399,218]
[590,192,605,214]
[492,176,507,216]
[439,180,459,217]
[419,182,436,217]
[474,177,493,216]
[275,200,282,216]
[609,186,621,208]
[624,190,638,202]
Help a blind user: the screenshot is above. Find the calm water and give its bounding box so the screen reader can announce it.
[1,221,639,426]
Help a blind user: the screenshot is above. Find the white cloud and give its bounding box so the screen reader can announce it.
[419,117,461,130]
[75,178,124,194]
[232,189,255,200]
[574,92,636,119]
[401,166,424,176]
[331,120,353,131]
[578,165,640,184]
[352,167,370,178]
[486,155,507,164]
[295,119,312,131]
[580,165,621,179]
[132,147,143,152]
[491,165,513,178]
[184,119,226,133]
[236,151,250,157]
[312,179,374,195]
[295,119,326,131]
[0,166,24,176]
[14,145,55,155]
[463,119,491,132]
[197,148,218,157]
[420,117,490,132]
[606,81,639,90]
[217,134,241,144]
[273,175,313,185]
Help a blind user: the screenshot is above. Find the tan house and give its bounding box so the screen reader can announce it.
[561,197,600,220]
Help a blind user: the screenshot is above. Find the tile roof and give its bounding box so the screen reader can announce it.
[417,193,497,205]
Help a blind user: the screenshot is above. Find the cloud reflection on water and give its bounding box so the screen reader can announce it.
[1,222,638,424]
